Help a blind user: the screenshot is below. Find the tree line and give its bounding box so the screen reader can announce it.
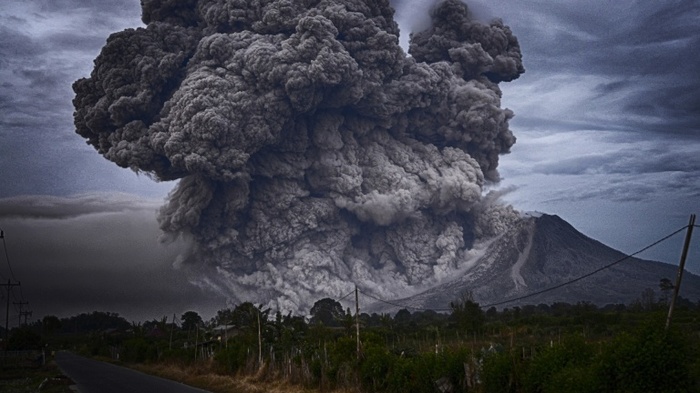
[6,288,700,393]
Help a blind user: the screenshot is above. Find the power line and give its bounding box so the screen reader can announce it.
[1,230,17,281]
[2,279,20,340]
[338,289,355,302]
[480,224,689,308]
[11,286,21,304]
[355,223,689,312]
[0,229,25,302]
[358,289,450,312]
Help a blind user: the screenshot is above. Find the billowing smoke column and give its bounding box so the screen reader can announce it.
[73,0,524,312]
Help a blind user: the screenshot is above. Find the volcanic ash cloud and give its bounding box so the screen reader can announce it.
[73,0,524,312]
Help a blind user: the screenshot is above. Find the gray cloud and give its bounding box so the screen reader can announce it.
[531,143,700,177]
[3,0,698,319]
[0,193,161,219]
[486,0,699,224]
[0,0,176,198]
[471,0,699,141]
[73,0,525,313]
[583,5,693,131]
[0,194,225,322]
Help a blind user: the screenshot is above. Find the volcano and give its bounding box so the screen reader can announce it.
[369,213,700,311]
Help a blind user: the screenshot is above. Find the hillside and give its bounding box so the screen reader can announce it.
[373,214,700,310]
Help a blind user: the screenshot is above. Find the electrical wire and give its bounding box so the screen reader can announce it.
[337,290,355,302]
[480,224,689,308]
[358,289,450,312]
[0,229,25,303]
[353,223,689,312]
[1,231,17,281]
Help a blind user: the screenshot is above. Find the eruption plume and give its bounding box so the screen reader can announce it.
[73,0,524,312]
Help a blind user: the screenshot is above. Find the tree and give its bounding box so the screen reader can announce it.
[8,326,43,350]
[181,311,203,332]
[309,298,345,327]
[42,315,61,336]
[450,290,484,334]
[394,308,412,327]
[230,302,269,331]
[213,308,235,326]
[229,302,270,368]
[659,278,674,304]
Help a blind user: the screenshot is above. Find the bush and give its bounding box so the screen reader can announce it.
[214,338,254,374]
[360,344,391,392]
[597,324,693,393]
[358,345,473,393]
[384,353,436,393]
[8,327,43,350]
[442,347,473,390]
[545,365,599,393]
[481,350,522,393]
[523,335,596,393]
[121,337,158,363]
[326,336,357,386]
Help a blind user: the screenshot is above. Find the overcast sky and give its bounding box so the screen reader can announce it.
[1,0,698,323]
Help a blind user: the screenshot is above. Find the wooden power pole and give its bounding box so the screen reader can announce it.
[666,214,696,331]
[13,301,28,327]
[355,286,360,359]
[20,310,32,326]
[257,308,263,368]
[169,313,176,350]
[2,279,20,342]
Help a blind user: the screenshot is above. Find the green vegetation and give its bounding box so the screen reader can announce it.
[7,293,700,393]
[0,357,74,393]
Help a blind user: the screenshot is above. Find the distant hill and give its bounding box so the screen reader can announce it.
[369,214,700,311]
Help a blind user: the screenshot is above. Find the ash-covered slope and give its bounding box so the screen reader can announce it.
[376,214,700,311]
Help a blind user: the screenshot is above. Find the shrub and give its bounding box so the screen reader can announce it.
[121,337,158,363]
[597,324,692,393]
[8,327,43,350]
[523,335,596,393]
[214,338,254,374]
[481,350,522,393]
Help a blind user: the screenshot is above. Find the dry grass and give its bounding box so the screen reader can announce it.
[133,361,360,393]
[0,361,74,393]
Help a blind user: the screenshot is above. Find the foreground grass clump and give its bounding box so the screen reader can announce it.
[0,361,74,393]
[133,360,357,393]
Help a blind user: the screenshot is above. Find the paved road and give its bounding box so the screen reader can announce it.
[55,351,212,393]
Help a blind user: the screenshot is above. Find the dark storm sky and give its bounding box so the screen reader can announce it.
[0,0,698,322]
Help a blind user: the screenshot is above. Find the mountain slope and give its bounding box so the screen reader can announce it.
[373,214,700,311]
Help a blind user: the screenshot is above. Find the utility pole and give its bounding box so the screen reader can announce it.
[257,308,263,368]
[169,313,175,351]
[224,317,228,349]
[666,214,695,331]
[355,285,360,359]
[2,279,20,342]
[14,301,28,327]
[20,310,32,326]
[194,322,199,361]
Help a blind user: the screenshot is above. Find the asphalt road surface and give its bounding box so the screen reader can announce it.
[55,351,212,393]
